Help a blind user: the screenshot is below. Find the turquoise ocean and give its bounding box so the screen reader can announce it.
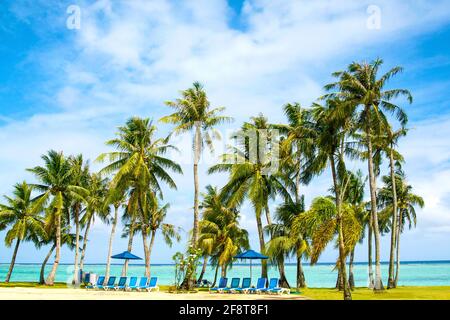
[1,261,449,287]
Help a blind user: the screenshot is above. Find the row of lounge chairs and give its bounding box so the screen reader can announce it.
[209,277,290,295]
[85,276,159,292]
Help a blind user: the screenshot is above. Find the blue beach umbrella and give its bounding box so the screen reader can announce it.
[234,250,268,279]
[111,251,142,276]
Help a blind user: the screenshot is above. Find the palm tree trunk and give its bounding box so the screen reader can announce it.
[348,249,355,290]
[40,243,56,284]
[197,256,208,283]
[192,124,201,248]
[256,214,268,279]
[5,238,21,282]
[142,228,150,278]
[105,205,118,281]
[46,211,61,285]
[122,225,134,276]
[79,218,92,270]
[366,114,384,291]
[221,264,226,277]
[330,155,351,300]
[296,253,306,289]
[368,219,374,288]
[73,204,80,285]
[394,213,402,287]
[147,230,156,278]
[278,259,290,288]
[387,147,398,289]
[212,264,219,287]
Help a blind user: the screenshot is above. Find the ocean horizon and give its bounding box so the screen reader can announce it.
[2,260,449,287]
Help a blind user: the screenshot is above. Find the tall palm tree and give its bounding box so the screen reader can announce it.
[161,82,232,247]
[198,185,249,278]
[134,193,180,277]
[208,114,291,279]
[378,166,424,287]
[0,182,45,282]
[324,58,412,291]
[28,150,87,285]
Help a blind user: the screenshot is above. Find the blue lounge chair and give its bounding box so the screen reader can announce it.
[103,276,117,290]
[115,277,127,291]
[126,277,138,291]
[257,278,278,294]
[222,278,240,293]
[233,277,251,293]
[247,277,267,294]
[137,277,149,291]
[86,275,105,290]
[209,277,228,293]
[146,277,159,292]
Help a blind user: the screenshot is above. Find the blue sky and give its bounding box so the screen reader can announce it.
[1,0,450,265]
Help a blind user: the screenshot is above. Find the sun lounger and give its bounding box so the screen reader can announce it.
[86,275,104,290]
[126,277,138,291]
[222,278,240,293]
[146,277,159,292]
[136,277,149,291]
[247,277,267,294]
[209,277,228,293]
[232,277,251,293]
[115,277,127,291]
[257,278,278,294]
[103,276,117,290]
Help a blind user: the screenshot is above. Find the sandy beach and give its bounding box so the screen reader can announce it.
[0,287,307,300]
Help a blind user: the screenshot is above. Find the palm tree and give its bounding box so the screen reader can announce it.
[161,82,232,247]
[208,114,290,279]
[98,117,181,277]
[28,150,87,285]
[324,58,412,291]
[378,166,424,287]
[0,182,45,282]
[198,185,249,278]
[134,193,181,277]
[67,154,90,285]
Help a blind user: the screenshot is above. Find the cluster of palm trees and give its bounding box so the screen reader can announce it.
[0,59,424,300]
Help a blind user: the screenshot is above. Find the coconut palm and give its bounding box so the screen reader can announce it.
[378,166,424,287]
[198,185,249,278]
[161,82,232,247]
[27,150,88,285]
[323,58,412,291]
[0,182,45,282]
[208,114,291,279]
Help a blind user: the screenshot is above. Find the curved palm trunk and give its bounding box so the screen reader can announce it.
[368,219,374,288]
[73,204,80,285]
[330,155,351,300]
[278,259,290,288]
[105,205,119,281]
[387,147,398,289]
[296,253,306,289]
[197,256,208,283]
[394,214,402,287]
[46,212,61,285]
[122,225,134,276]
[5,239,21,282]
[147,230,157,278]
[348,249,355,290]
[79,218,92,270]
[40,243,56,284]
[256,214,268,279]
[212,264,219,287]
[192,124,201,248]
[366,113,384,291]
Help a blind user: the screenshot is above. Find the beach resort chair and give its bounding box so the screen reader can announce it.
[247,278,267,294]
[221,278,240,293]
[103,276,117,291]
[257,278,279,294]
[126,277,138,291]
[136,277,149,291]
[115,277,127,291]
[86,275,105,290]
[146,277,159,292]
[209,277,228,293]
[232,277,251,293]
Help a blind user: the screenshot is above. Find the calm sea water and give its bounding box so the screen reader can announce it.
[1,261,449,287]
